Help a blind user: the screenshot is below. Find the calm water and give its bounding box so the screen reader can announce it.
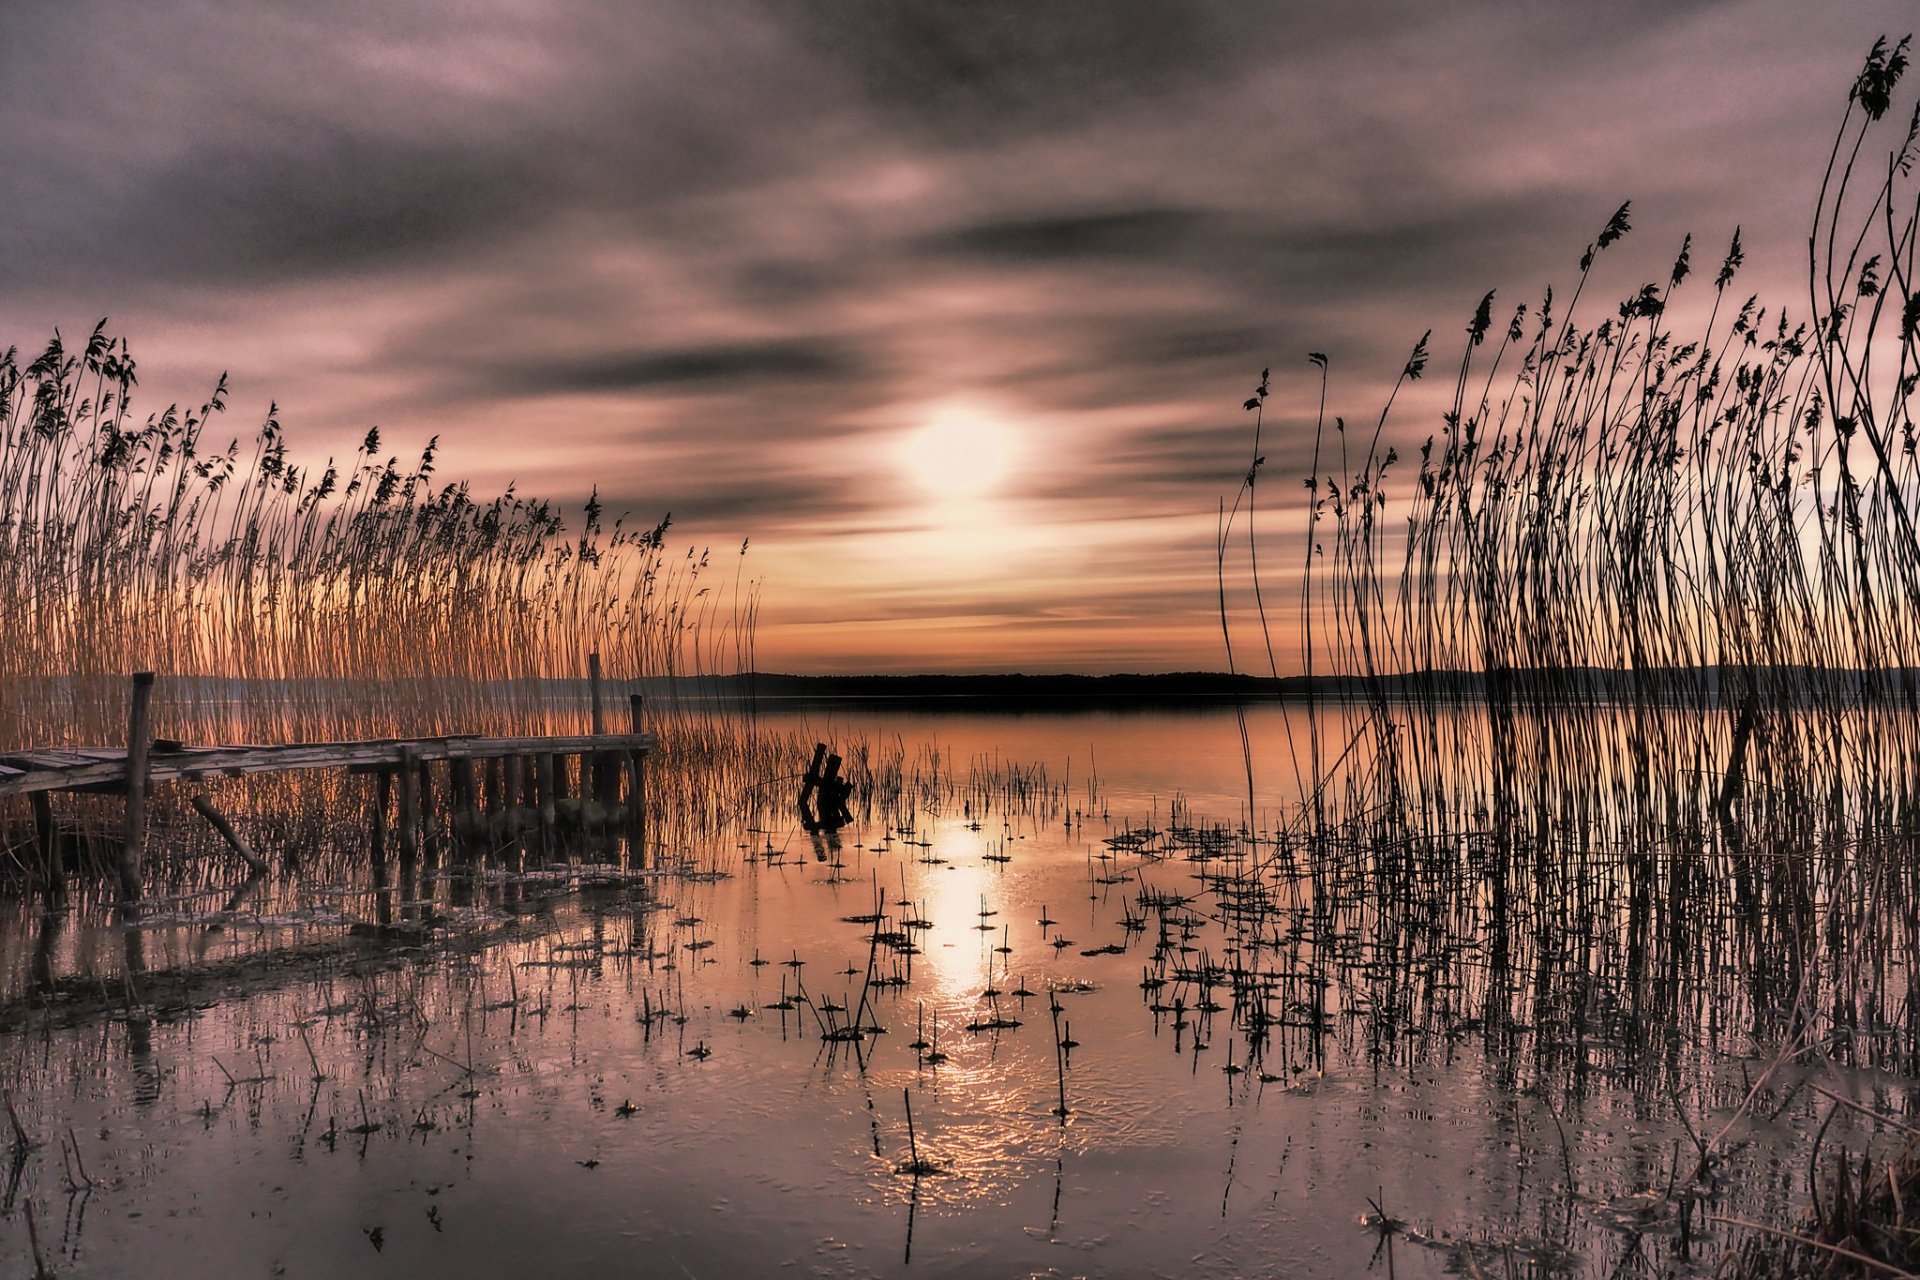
[0,703,1904,1277]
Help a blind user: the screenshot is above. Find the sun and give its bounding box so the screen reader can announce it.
[899,403,1019,497]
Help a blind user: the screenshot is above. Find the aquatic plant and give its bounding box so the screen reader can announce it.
[0,335,760,749]
[1221,31,1920,929]
[0,329,808,883]
[1211,35,1920,1267]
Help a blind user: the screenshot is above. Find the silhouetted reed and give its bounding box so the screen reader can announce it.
[0,331,759,747]
[1214,35,1920,1060]
[1207,39,1920,1266]
[0,330,799,881]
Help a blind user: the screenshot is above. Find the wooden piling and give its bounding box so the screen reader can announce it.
[537,752,558,849]
[451,758,478,835]
[505,754,527,858]
[118,672,155,912]
[485,757,504,815]
[29,791,62,899]
[397,747,420,866]
[589,652,606,735]
[588,652,617,806]
[416,756,437,863]
[800,743,828,807]
[626,693,647,863]
[820,753,852,827]
[373,769,392,867]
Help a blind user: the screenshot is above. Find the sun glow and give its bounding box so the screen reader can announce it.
[900,404,1019,497]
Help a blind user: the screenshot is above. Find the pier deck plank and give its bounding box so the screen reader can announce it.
[0,732,656,798]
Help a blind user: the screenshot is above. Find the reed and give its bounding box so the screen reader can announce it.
[0,331,767,748]
[0,331,797,873]
[1718,1132,1920,1277]
[1222,35,1920,867]
[1206,38,1920,1249]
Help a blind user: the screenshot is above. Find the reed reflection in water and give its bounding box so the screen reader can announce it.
[0,702,1912,1277]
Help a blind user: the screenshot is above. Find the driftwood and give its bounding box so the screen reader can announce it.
[189,795,271,875]
[799,742,854,832]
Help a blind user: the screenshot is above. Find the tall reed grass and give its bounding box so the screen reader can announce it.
[0,329,755,750]
[1214,38,1920,1271]
[1224,35,1920,852]
[0,329,799,881]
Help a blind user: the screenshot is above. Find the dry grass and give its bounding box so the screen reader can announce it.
[1210,34,1920,1271]
[1718,1132,1920,1278]
[0,329,798,879]
[0,335,756,749]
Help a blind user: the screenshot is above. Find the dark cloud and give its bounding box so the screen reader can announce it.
[774,0,1274,140]
[497,339,861,396]
[924,208,1220,264]
[1098,323,1278,371]
[591,472,878,532]
[107,127,542,284]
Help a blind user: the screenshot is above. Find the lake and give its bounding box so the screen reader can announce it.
[0,701,1908,1277]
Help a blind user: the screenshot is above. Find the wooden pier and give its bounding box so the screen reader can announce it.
[2,666,656,911]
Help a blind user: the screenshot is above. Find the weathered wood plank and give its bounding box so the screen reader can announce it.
[0,731,657,798]
[4,750,108,769]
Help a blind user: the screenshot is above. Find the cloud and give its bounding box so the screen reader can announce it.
[495,338,862,396]
[923,208,1220,265]
[771,0,1275,141]
[3,0,1915,673]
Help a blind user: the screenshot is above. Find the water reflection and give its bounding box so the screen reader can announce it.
[0,705,1912,1278]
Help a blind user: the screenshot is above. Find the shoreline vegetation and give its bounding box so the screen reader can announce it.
[635,665,1920,706]
[0,326,802,883]
[1212,35,1920,1280]
[0,328,756,753]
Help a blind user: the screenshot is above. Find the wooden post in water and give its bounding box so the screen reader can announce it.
[416,756,437,866]
[538,752,558,850]
[505,754,527,861]
[451,758,477,840]
[372,770,392,869]
[626,692,647,864]
[588,652,616,807]
[589,651,606,735]
[822,753,850,828]
[371,767,394,924]
[118,672,156,912]
[30,791,61,899]
[800,743,828,809]
[397,746,420,866]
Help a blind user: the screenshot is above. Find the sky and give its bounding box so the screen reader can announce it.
[2,1,1913,674]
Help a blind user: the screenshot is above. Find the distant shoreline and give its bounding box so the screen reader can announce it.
[639,667,1920,709]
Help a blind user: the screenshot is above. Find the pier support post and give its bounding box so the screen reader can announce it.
[30,791,62,900]
[505,754,527,861]
[371,768,394,924]
[626,692,647,865]
[588,652,617,807]
[588,652,606,735]
[416,756,437,867]
[118,672,156,913]
[190,795,270,876]
[451,758,478,841]
[372,769,391,868]
[397,747,420,869]
[538,752,558,851]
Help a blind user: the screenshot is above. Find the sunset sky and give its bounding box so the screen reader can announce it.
[2,2,1911,674]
